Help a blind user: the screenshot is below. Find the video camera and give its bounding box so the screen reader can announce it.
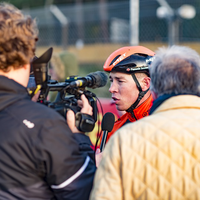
[28,47,108,132]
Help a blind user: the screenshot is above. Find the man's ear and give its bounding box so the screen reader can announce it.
[141,76,151,91]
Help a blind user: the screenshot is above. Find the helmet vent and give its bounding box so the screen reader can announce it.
[135,53,148,57]
[110,55,121,66]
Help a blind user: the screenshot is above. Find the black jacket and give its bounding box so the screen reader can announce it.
[0,76,96,200]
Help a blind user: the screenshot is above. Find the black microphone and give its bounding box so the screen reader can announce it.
[69,71,108,89]
[100,112,115,152]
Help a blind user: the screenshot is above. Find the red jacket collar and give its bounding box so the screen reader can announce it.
[104,94,153,143]
[127,94,153,121]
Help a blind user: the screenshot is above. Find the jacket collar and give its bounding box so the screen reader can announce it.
[127,94,153,121]
[0,75,30,111]
[151,95,200,115]
[149,93,178,114]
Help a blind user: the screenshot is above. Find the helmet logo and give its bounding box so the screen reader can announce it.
[113,53,126,66]
[126,67,147,72]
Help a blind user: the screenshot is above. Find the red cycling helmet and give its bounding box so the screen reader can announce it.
[103,46,155,76]
[104,46,155,113]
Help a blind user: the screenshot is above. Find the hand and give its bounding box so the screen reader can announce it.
[66,109,79,133]
[95,148,103,167]
[31,90,40,102]
[66,94,93,133]
[77,94,93,116]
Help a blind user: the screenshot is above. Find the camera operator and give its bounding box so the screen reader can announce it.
[0,3,96,200]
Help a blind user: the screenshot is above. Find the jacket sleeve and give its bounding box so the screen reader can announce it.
[73,133,95,162]
[90,130,123,200]
[35,117,96,200]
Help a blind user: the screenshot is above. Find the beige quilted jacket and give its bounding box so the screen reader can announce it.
[90,95,200,200]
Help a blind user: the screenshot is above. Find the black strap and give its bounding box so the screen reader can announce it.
[131,73,143,92]
[126,73,149,114]
[126,89,149,112]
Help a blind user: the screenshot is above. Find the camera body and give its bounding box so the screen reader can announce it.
[29,47,98,132]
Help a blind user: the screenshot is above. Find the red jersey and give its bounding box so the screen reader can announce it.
[105,94,153,142]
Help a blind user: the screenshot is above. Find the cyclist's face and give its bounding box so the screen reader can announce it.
[109,72,139,111]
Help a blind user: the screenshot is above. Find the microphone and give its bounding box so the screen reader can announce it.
[100,112,115,152]
[69,71,108,89]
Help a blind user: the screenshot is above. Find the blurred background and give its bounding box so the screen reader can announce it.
[6,0,200,98]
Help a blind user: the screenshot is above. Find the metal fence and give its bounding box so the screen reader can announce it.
[23,0,200,48]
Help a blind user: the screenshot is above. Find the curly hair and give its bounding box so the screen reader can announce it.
[0,2,38,72]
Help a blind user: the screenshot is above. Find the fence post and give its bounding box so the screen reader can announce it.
[50,5,68,50]
[130,0,139,46]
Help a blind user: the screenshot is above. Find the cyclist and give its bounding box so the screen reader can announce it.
[102,46,155,143]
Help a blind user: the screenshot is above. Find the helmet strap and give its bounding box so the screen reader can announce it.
[131,73,142,92]
[126,73,149,113]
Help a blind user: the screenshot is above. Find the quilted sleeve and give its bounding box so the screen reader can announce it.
[90,132,123,200]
